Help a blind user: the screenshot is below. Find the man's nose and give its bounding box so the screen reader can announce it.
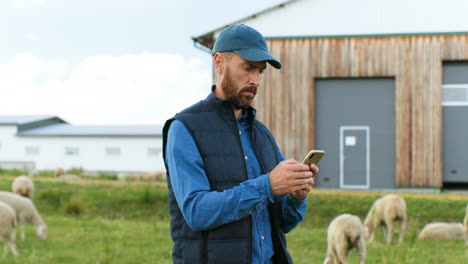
[249,72,261,86]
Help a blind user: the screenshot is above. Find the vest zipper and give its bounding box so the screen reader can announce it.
[230,110,252,263]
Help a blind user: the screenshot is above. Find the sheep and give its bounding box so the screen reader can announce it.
[58,174,80,180]
[54,167,65,177]
[0,192,47,241]
[363,194,407,245]
[11,175,35,199]
[28,169,39,177]
[141,171,165,181]
[418,222,465,240]
[0,201,18,257]
[324,214,366,264]
[464,204,468,245]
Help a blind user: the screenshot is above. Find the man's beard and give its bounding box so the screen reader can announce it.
[221,68,257,110]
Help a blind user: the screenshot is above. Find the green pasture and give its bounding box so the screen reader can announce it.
[0,175,466,263]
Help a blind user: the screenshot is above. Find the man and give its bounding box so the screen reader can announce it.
[162,24,319,264]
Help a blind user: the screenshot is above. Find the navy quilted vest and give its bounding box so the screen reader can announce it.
[162,92,293,264]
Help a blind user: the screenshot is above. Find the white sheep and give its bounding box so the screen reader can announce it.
[363,194,407,245]
[324,214,366,264]
[11,175,35,199]
[28,169,39,177]
[0,201,18,257]
[58,174,80,180]
[0,192,47,240]
[54,167,65,178]
[418,222,465,240]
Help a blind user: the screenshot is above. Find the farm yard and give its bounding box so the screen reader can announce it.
[0,172,466,264]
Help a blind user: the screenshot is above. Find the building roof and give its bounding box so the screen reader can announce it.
[192,0,294,51]
[0,115,66,125]
[193,0,468,51]
[0,115,162,137]
[17,123,163,137]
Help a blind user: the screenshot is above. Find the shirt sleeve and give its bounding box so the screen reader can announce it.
[273,145,308,233]
[165,120,274,231]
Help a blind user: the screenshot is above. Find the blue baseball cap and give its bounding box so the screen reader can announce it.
[212,24,282,69]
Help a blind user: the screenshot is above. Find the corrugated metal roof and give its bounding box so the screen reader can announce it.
[0,115,62,125]
[18,123,162,137]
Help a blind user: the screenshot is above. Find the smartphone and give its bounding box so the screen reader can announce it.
[302,150,325,165]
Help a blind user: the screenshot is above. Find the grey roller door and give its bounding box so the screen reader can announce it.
[442,62,468,183]
[314,78,395,189]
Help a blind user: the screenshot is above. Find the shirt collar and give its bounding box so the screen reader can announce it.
[209,85,257,122]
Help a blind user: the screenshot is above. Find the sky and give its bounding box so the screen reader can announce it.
[1,0,287,125]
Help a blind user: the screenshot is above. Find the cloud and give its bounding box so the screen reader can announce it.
[0,52,212,125]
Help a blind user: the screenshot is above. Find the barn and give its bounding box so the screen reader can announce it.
[193,0,468,189]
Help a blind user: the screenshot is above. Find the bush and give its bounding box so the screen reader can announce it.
[65,201,85,216]
[0,168,28,177]
[38,189,72,209]
[38,170,55,178]
[67,167,84,177]
[139,188,155,204]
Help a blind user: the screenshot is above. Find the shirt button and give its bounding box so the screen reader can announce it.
[245,156,248,160]
[239,130,242,135]
[261,236,265,240]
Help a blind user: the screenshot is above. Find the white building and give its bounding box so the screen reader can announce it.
[0,116,164,173]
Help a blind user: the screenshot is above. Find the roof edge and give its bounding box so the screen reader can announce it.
[264,31,468,40]
[192,0,298,51]
[17,117,68,133]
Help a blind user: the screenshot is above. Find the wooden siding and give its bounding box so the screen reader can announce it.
[254,35,468,187]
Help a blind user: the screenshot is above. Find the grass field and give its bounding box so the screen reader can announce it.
[0,175,467,263]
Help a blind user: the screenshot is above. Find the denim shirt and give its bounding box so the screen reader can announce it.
[166,112,307,264]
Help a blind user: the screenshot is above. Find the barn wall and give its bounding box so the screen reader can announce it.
[255,34,468,187]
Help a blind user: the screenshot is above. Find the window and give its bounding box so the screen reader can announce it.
[25,146,40,156]
[147,147,161,157]
[65,147,80,156]
[105,147,121,156]
[442,84,468,106]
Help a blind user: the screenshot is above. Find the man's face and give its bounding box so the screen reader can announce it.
[219,53,267,110]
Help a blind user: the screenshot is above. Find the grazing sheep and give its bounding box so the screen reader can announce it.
[0,192,47,240]
[363,194,407,245]
[141,171,165,181]
[28,169,39,177]
[0,201,18,257]
[11,175,35,199]
[54,167,65,178]
[58,174,80,180]
[418,222,465,240]
[324,214,366,264]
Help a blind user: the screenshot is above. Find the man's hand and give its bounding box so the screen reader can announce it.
[269,160,315,196]
[291,163,319,200]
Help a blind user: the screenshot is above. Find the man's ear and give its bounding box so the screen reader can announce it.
[213,53,225,75]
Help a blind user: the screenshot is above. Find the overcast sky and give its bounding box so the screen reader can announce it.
[1,0,287,125]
